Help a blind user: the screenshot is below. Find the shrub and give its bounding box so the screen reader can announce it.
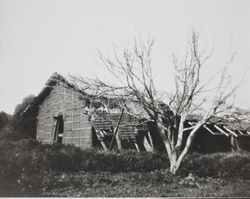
[1,138,250,194]
[79,149,168,172]
[217,153,250,178]
[12,95,37,139]
[179,153,224,177]
[0,139,47,192]
[45,144,84,171]
[240,163,250,179]
[179,152,250,179]
[0,138,169,193]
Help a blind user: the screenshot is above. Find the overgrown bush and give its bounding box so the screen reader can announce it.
[79,149,168,172]
[45,144,85,171]
[217,153,250,178]
[179,152,250,179]
[12,95,38,139]
[0,139,46,191]
[0,139,169,193]
[1,138,250,195]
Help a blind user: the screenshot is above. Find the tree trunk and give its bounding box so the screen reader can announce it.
[156,122,172,158]
[155,122,179,174]
[170,151,178,174]
[115,131,122,150]
[156,120,204,175]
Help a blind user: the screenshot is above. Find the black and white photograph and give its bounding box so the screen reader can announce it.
[0,0,250,197]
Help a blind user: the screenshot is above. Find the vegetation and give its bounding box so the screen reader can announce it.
[0,95,38,141]
[11,95,38,139]
[36,173,250,197]
[0,111,10,130]
[0,139,250,196]
[179,152,250,178]
[0,111,14,140]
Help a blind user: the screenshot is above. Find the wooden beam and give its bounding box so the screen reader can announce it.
[115,130,122,150]
[230,135,240,152]
[147,131,154,150]
[203,124,216,135]
[100,130,105,137]
[95,130,108,151]
[223,126,238,137]
[134,142,140,152]
[109,109,124,151]
[100,140,108,151]
[143,136,153,152]
[214,125,229,137]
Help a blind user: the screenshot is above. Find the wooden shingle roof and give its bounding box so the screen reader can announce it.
[92,112,148,139]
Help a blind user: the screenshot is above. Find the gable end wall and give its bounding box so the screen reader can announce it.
[36,84,92,149]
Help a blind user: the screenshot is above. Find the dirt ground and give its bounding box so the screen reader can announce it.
[3,172,248,197]
[41,179,250,197]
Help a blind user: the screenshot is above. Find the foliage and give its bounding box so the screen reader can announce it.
[0,139,168,193]
[12,95,38,139]
[179,152,250,178]
[0,111,10,130]
[0,139,45,192]
[0,111,15,140]
[45,144,85,171]
[79,149,168,172]
[1,138,250,195]
[3,171,250,197]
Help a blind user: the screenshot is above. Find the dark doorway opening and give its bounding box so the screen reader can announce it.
[53,114,64,144]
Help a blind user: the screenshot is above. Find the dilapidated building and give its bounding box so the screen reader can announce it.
[27,72,250,153]
[183,117,250,153]
[29,73,153,151]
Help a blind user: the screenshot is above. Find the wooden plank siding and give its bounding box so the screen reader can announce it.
[36,84,92,149]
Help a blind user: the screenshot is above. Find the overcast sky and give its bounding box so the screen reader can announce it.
[1,0,250,114]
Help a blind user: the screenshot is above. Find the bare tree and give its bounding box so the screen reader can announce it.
[70,31,240,174]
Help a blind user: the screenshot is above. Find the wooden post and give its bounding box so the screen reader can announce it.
[132,130,140,152]
[143,135,153,152]
[230,135,236,152]
[133,140,140,152]
[235,137,240,152]
[230,135,240,152]
[109,109,124,151]
[147,131,154,151]
[100,140,108,151]
[115,130,122,150]
[96,130,108,151]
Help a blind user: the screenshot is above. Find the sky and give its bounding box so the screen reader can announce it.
[0,0,250,114]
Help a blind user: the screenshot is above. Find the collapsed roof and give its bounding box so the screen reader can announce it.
[92,112,148,139]
[26,72,250,138]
